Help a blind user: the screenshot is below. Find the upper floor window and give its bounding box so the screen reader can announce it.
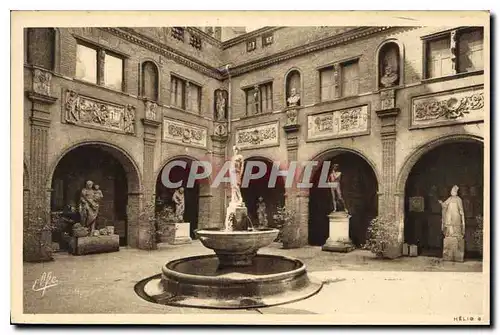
[262,33,274,47]
[75,41,124,91]
[319,58,360,102]
[424,27,484,79]
[170,75,202,113]
[245,82,273,116]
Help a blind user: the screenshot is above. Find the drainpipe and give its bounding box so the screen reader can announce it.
[223,64,232,215]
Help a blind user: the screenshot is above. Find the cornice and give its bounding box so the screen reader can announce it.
[101,27,224,80]
[221,27,285,49]
[227,27,398,77]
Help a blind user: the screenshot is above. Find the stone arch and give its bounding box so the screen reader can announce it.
[305,147,380,246]
[47,141,143,247]
[395,133,484,258]
[141,60,160,101]
[375,38,404,90]
[284,68,302,107]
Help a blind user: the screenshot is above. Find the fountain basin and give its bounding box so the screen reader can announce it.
[136,254,322,309]
[195,228,280,267]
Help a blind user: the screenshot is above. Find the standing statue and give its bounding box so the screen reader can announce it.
[79,180,103,235]
[229,146,245,205]
[172,187,186,222]
[380,63,398,88]
[256,196,268,227]
[287,87,301,107]
[253,85,260,114]
[216,90,227,121]
[439,185,466,238]
[328,164,348,213]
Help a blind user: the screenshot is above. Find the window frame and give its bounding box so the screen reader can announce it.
[317,56,361,103]
[243,81,274,116]
[169,73,203,114]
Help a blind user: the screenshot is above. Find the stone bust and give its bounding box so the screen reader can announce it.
[380,64,398,88]
[287,87,301,107]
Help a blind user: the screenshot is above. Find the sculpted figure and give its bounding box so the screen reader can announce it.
[328,164,348,213]
[79,180,103,234]
[380,63,398,88]
[230,146,245,205]
[287,87,301,107]
[216,90,227,121]
[256,196,268,227]
[172,187,185,222]
[253,85,260,114]
[439,185,466,238]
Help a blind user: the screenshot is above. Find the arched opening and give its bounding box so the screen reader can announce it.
[155,157,200,239]
[308,151,378,246]
[403,141,484,259]
[141,61,159,101]
[285,69,301,106]
[50,144,141,250]
[240,157,286,228]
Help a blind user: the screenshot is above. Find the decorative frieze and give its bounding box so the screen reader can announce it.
[163,117,207,148]
[235,122,279,150]
[411,87,484,127]
[63,90,136,134]
[307,105,370,141]
[32,68,52,96]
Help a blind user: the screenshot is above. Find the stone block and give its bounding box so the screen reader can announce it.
[164,222,192,245]
[322,211,354,253]
[70,234,120,256]
[443,237,465,262]
[409,244,418,257]
[402,243,409,256]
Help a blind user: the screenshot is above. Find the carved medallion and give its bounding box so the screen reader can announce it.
[213,122,228,137]
[409,196,425,212]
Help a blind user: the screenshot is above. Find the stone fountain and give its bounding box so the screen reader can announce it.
[135,147,322,309]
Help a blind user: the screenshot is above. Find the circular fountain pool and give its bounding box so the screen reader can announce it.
[135,254,322,309]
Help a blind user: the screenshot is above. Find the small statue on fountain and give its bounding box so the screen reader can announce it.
[230,146,245,205]
[172,187,185,222]
[328,164,348,214]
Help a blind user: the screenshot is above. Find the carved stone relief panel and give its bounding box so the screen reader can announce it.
[32,68,52,96]
[63,90,136,134]
[213,122,228,138]
[163,117,207,148]
[411,86,484,128]
[307,105,370,141]
[235,122,279,150]
[145,100,158,121]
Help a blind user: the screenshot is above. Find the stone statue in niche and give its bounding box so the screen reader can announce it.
[379,43,400,89]
[439,185,466,262]
[256,196,268,227]
[215,90,227,121]
[253,85,260,114]
[328,164,348,213]
[79,180,103,235]
[287,87,301,107]
[172,187,185,222]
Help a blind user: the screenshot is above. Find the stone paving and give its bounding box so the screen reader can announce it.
[22,241,486,321]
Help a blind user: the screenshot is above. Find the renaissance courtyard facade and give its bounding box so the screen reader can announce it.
[23,26,485,260]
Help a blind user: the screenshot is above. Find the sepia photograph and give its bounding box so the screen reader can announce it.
[10,10,490,325]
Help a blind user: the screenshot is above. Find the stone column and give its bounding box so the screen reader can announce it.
[138,105,161,249]
[205,121,229,230]
[283,107,306,247]
[375,89,401,257]
[25,68,57,261]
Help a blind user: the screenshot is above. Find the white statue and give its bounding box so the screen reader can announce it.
[229,146,244,205]
[439,185,466,238]
[172,187,185,222]
[287,87,300,107]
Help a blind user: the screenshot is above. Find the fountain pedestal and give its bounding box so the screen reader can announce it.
[322,211,355,253]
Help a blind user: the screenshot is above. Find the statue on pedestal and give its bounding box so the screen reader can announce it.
[253,85,260,114]
[256,196,268,227]
[287,87,301,107]
[172,187,186,222]
[439,185,466,239]
[230,146,245,205]
[328,164,348,213]
[79,180,103,235]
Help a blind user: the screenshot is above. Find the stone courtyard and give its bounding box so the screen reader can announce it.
[23,241,485,320]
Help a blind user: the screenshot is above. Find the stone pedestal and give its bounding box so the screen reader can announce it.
[70,235,120,255]
[322,212,354,253]
[443,237,465,262]
[164,222,192,245]
[224,202,250,231]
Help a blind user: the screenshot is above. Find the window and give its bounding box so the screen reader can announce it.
[424,27,484,79]
[245,82,273,115]
[190,34,202,50]
[262,33,274,46]
[341,60,360,97]
[75,41,125,91]
[247,38,257,52]
[319,59,359,101]
[170,75,202,113]
[171,27,185,41]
